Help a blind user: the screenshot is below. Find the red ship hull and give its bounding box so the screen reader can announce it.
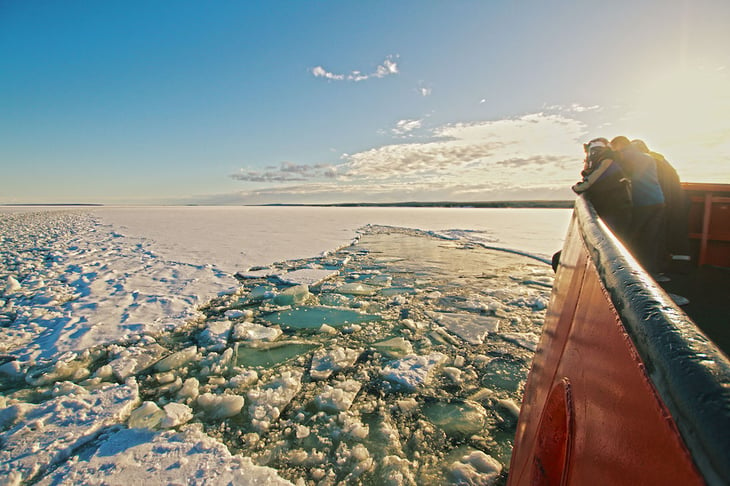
[508,190,730,485]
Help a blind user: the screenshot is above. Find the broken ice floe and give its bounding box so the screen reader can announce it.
[0,380,139,484]
[34,426,293,485]
[428,311,501,345]
[381,352,448,391]
[1,223,553,485]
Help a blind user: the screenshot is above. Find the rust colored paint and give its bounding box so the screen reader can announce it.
[530,378,573,486]
[509,216,704,485]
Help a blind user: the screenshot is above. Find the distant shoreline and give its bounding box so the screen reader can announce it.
[2,200,575,209]
[0,203,105,207]
[253,200,575,209]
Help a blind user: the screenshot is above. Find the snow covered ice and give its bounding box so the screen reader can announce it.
[0,207,567,485]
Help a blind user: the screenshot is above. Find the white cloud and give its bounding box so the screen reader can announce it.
[344,113,585,181]
[311,55,399,82]
[228,112,588,204]
[392,119,423,137]
[311,66,344,81]
[231,162,337,183]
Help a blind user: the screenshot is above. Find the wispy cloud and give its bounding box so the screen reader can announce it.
[343,113,585,181]
[227,112,588,204]
[392,118,423,137]
[231,162,336,183]
[417,81,432,97]
[311,55,399,82]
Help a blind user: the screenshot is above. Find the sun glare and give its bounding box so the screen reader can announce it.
[620,67,730,183]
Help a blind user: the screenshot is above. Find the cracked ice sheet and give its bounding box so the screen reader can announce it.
[0,380,139,484]
[0,210,238,363]
[381,352,447,391]
[35,426,293,486]
[500,332,540,351]
[427,311,501,345]
[274,268,340,286]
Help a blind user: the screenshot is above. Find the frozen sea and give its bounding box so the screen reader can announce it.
[0,206,571,485]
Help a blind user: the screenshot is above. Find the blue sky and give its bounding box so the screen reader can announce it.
[1,1,729,204]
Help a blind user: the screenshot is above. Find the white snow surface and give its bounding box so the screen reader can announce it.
[35,426,293,486]
[91,206,570,272]
[0,379,140,484]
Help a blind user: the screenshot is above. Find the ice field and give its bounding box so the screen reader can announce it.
[0,207,570,485]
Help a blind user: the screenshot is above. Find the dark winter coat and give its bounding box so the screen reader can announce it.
[572,153,632,239]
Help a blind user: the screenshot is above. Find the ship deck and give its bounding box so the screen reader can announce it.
[659,263,730,358]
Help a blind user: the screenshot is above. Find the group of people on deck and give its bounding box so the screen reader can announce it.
[571,136,683,278]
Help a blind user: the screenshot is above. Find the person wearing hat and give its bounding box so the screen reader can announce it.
[572,137,633,241]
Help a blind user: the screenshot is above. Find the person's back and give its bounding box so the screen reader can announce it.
[611,136,666,274]
[616,145,665,207]
[632,140,689,266]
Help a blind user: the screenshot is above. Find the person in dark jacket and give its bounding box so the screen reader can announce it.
[610,136,666,274]
[572,137,632,240]
[631,139,690,273]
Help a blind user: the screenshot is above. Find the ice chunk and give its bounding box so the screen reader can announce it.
[196,392,245,419]
[232,322,282,342]
[275,268,339,287]
[481,357,527,392]
[0,380,139,483]
[318,293,351,307]
[447,450,502,485]
[154,346,198,372]
[510,294,548,310]
[314,379,361,413]
[247,370,303,432]
[4,276,21,294]
[35,427,294,485]
[427,311,500,345]
[335,282,378,296]
[198,319,233,351]
[310,347,360,380]
[443,367,463,385]
[236,342,316,368]
[245,284,275,302]
[128,401,166,429]
[159,402,193,428]
[361,274,392,287]
[497,398,521,419]
[273,284,310,306]
[229,370,259,391]
[225,308,253,320]
[501,332,540,351]
[341,414,369,441]
[380,455,417,485]
[423,400,487,437]
[373,337,413,359]
[381,352,447,391]
[105,343,168,381]
[238,268,274,279]
[261,306,380,330]
[177,377,200,402]
[379,286,416,297]
[25,354,91,386]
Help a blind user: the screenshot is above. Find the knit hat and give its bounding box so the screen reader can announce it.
[584,138,609,153]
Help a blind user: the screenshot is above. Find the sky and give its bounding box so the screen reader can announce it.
[1,0,729,205]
